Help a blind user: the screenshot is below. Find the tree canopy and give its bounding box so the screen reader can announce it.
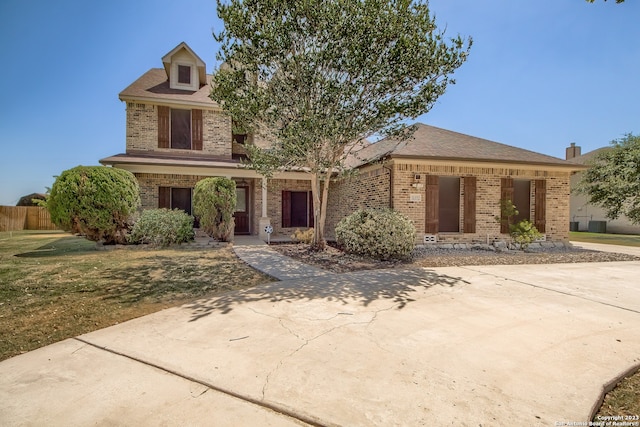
[577,133,640,224]
[211,0,471,247]
[586,0,624,3]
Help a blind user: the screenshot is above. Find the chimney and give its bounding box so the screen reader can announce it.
[566,142,581,160]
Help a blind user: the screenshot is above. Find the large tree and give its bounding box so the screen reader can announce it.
[211,0,471,248]
[577,133,640,224]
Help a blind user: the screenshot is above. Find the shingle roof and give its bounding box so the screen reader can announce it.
[349,123,579,168]
[567,147,611,165]
[119,68,218,108]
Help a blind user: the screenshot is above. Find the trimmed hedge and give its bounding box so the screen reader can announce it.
[129,208,195,247]
[193,177,236,242]
[335,209,416,260]
[47,166,140,244]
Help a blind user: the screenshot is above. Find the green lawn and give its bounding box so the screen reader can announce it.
[569,231,640,247]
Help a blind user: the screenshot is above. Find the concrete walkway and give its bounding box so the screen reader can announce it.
[1,242,640,426]
[233,236,334,281]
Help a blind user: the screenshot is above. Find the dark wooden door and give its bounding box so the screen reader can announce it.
[234,186,250,234]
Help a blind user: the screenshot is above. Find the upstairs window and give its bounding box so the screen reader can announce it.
[232,120,248,145]
[232,133,247,145]
[171,109,191,149]
[177,65,191,85]
[157,106,203,150]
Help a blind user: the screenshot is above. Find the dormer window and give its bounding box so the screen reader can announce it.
[162,43,206,91]
[178,65,191,85]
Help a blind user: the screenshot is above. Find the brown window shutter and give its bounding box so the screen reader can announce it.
[281,191,291,227]
[158,187,171,209]
[534,180,546,233]
[463,176,476,233]
[192,109,203,150]
[308,192,314,228]
[157,106,170,148]
[425,175,439,234]
[500,177,514,233]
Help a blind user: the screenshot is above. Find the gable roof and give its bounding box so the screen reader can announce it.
[350,123,581,169]
[119,68,218,108]
[161,42,207,84]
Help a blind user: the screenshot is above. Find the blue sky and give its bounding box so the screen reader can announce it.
[0,0,638,205]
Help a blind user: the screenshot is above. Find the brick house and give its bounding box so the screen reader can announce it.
[101,42,315,240]
[325,124,583,245]
[101,43,582,244]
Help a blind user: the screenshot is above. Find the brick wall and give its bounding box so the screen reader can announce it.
[134,173,261,233]
[125,103,232,158]
[325,166,391,239]
[266,178,313,238]
[391,163,571,243]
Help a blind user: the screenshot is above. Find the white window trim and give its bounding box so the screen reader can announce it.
[170,61,198,91]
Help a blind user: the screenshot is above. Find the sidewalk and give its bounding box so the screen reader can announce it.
[233,236,335,281]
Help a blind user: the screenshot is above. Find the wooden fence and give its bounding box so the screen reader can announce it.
[0,206,58,232]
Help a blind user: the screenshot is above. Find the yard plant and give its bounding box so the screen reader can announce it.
[193,177,236,242]
[497,199,542,249]
[335,208,416,260]
[577,133,640,225]
[129,208,195,247]
[47,166,140,244]
[211,0,471,248]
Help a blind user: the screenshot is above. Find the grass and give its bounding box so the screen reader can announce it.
[0,230,272,361]
[596,369,640,420]
[570,231,640,247]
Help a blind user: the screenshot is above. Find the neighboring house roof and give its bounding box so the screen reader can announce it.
[16,193,47,206]
[349,123,583,169]
[567,147,611,165]
[119,68,218,108]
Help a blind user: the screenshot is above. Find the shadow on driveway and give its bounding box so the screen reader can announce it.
[186,267,470,321]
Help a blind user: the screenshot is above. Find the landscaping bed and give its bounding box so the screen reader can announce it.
[269,242,639,273]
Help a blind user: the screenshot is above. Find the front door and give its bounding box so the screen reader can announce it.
[234,186,250,234]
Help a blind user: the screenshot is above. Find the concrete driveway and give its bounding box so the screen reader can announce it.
[1,259,639,426]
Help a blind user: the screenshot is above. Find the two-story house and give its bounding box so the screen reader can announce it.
[100,42,315,239]
[102,42,583,245]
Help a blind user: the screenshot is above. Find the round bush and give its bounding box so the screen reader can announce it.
[193,177,236,242]
[335,209,416,260]
[129,209,195,247]
[47,166,140,244]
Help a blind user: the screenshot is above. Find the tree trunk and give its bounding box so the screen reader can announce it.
[310,171,330,250]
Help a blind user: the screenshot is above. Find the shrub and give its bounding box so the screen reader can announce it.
[47,166,140,244]
[495,199,542,250]
[129,209,195,247]
[335,209,416,260]
[510,219,542,250]
[193,177,236,242]
[291,228,314,244]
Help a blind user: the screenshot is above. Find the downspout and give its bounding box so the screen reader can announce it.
[381,159,393,209]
